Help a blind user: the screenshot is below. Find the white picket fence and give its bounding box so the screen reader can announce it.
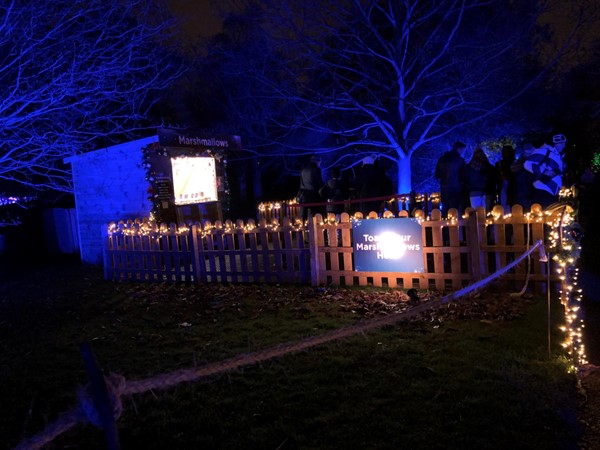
[104,204,556,291]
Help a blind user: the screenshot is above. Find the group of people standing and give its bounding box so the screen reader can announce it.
[297,155,394,221]
[435,135,567,214]
[297,133,567,221]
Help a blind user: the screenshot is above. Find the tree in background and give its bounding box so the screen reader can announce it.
[0,0,183,194]
[208,0,591,194]
[536,0,600,179]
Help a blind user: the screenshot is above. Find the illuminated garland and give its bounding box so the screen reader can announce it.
[545,199,587,369]
[258,193,439,225]
[107,216,306,240]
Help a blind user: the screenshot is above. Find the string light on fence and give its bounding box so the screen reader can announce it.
[544,203,587,368]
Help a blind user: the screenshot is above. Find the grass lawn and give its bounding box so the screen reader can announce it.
[0,261,581,449]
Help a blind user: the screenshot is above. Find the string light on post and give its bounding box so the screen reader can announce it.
[546,202,587,369]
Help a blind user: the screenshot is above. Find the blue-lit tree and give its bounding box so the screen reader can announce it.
[0,0,183,193]
[210,0,589,193]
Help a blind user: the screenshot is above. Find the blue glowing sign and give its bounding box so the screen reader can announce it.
[352,218,424,272]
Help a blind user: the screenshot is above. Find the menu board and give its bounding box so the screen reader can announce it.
[171,156,218,205]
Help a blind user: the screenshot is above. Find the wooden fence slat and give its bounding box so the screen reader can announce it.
[448,218,463,290]
[224,225,238,283]
[339,214,354,286]
[235,221,250,283]
[152,234,161,281]
[508,210,529,279]
[214,224,228,283]
[295,228,310,284]
[204,224,219,282]
[467,210,484,283]
[310,215,325,286]
[269,227,284,283]
[169,233,180,282]
[281,221,297,282]
[429,210,445,290]
[191,225,204,283]
[247,227,261,282]
[257,225,271,282]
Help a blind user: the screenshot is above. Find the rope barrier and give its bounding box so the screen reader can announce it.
[13,240,546,450]
[13,407,84,450]
[510,217,535,297]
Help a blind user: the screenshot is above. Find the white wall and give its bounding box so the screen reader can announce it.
[65,135,158,264]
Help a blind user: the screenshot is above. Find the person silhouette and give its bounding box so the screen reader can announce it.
[462,147,495,210]
[435,141,467,214]
[319,166,349,218]
[298,155,324,221]
[523,134,566,208]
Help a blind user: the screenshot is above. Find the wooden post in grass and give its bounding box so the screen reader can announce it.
[467,208,484,282]
[309,214,323,286]
[79,342,121,450]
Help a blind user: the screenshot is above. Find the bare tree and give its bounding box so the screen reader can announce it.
[0,0,183,193]
[213,0,589,193]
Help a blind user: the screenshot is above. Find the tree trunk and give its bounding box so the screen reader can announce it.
[396,155,412,194]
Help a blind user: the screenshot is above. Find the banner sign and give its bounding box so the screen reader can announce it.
[158,128,242,150]
[352,218,424,272]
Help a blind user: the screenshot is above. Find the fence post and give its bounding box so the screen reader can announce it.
[191,222,208,283]
[467,209,484,281]
[308,214,320,286]
[102,224,111,280]
[188,224,200,283]
[79,342,121,450]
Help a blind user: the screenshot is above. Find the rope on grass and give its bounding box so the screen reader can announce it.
[14,240,546,450]
[14,407,84,450]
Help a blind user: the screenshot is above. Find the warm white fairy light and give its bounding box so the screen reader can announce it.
[546,204,587,367]
[107,211,308,243]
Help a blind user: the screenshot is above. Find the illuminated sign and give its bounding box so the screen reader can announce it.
[171,156,218,205]
[352,218,424,272]
[158,128,242,150]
